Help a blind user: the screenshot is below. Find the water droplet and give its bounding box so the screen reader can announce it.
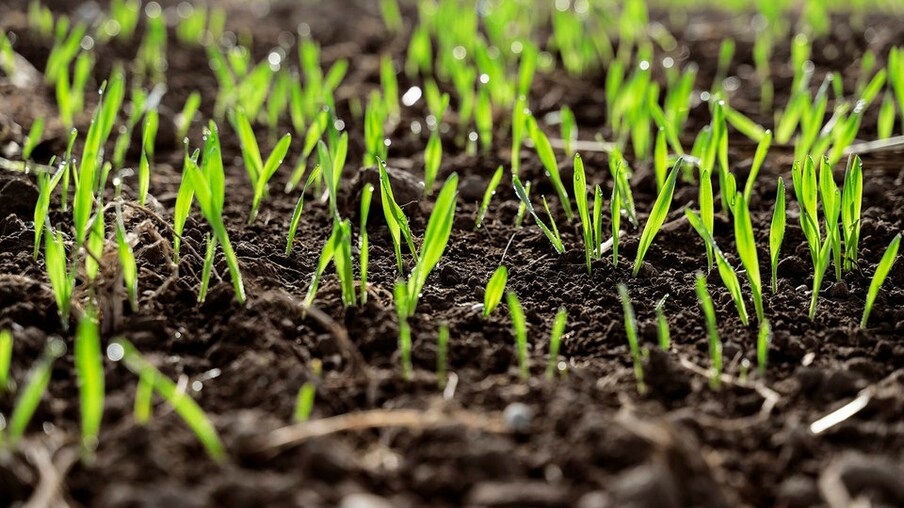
[106,343,124,361]
[402,86,422,107]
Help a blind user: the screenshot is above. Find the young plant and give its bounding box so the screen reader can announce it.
[686,210,750,326]
[184,122,246,304]
[611,166,622,267]
[526,114,573,220]
[235,110,292,223]
[734,193,764,323]
[172,145,199,263]
[23,117,45,161]
[437,323,449,389]
[841,155,863,272]
[654,295,670,350]
[573,154,593,272]
[394,282,413,381]
[808,238,833,320]
[115,204,138,311]
[197,234,216,304]
[176,91,201,140]
[379,160,418,273]
[284,164,322,256]
[743,130,772,201]
[293,359,321,422]
[406,174,459,315]
[616,284,646,394]
[545,308,567,380]
[424,132,442,195]
[632,159,681,276]
[44,223,76,329]
[770,178,786,293]
[75,308,104,454]
[359,184,374,304]
[0,329,11,392]
[506,292,529,379]
[757,319,770,376]
[483,266,508,317]
[512,175,564,254]
[6,339,66,446]
[860,234,901,328]
[112,339,226,461]
[138,109,159,205]
[695,273,722,388]
[560,106,577,157]
[474,166,503,230]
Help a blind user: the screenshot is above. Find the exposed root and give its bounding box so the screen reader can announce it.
[23,442,79,508]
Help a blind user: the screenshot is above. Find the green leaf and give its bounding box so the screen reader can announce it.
[483,266,508,317]
[526,115,573,220]
[734,193,764,323]
[632,159,681,275]
[475,166,503,230]
[506,292,529,379]
[616,284,645,394]
[573,153,592,272]
[861,234,901,327]
[75,308,104,452]
[545,308,567,380]
[7,340,66,446]
[695,273,722,388]
[407,174,459,314]
[770,178,787,293]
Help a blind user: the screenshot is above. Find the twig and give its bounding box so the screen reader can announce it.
[255,408,507,454]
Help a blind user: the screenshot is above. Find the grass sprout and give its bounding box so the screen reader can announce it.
[475,165,503,230]
[379,160,419,273]
[294,359,321,423]
[184,122,246,304]
[406,174,459,315]
[138,109,158,205]
[545,307,567,380]
[695,273,722,388]
[757,319,770,376]
[616,284,646,394]
[655,294,670,350]
[44,223,76,329]
[114,203,138,311]
[506,292,529,379]
[841,155,863,272]
[424,132,442,195]
[632,158,681,276]
[526,114,573,220]
[112,339,226,461]
[393,282,413,381]
[437,323,449,388]
[770,177,787,293]
[513,175,564,254]
[483,265,508,317]
[6,339,66,447]
[75,308,104,454]
[359,183,374,304]
[734,193,764,323]
[861,234,901,328]
[686,209,750,326]
[0,329,10,392]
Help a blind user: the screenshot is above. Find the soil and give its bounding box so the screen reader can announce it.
[1,1,904,507]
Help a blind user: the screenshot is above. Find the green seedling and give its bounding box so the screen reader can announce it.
[198,234,216,304]
[359,184,374,304]
[75,308,104,455]
[115,203,138,311]
[286,109,329,192]
[545,307,567,380]
[573,154,593,272]
[381,0,403,33]
[379,159,419,273]
[616,284,646,394]
[632,159,682,276]
[655,294,670,350]
[176,92,201,140]
[515,180,531,228]
[560,106,577,157]
[285,164,322,256]
[512,174,564,254]
[686,210,750,326]
[394,282,413,381]
[743,130,772,201]
[757,319,770,376]
[406,174,459,315]
[770,178,787,293]
[424,132,442,195]
[511,96,527,175]
[112,339,226,461]
[695,273,722,388]
[184,122,246,304]
[475,165,503,230]
[138,109,159,205]
[475,87,493,152]
[437,323,449,388]
[506,292,529,379]
[6,339,66,446]
[294,359,321,422]
[483,265,508,317]
[526,114,573,220]
[234,109,292,223]
[44,223,76,329]
[734,193,764,323]
[841,155,863,272]
[23,117,45,161]
[0,330,11,392]
[172,145,199,263]
[861,234,901,328]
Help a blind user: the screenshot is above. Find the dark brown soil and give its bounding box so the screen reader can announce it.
[1,1,904,507]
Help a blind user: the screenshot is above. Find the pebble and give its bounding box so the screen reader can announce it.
[778,257,809,278]
[459,174,487,202]
[827,280,849,299]
[502,402,533,434]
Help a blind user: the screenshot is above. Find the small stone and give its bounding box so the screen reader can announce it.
[459,174,487,202]
[503,403,533,434]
